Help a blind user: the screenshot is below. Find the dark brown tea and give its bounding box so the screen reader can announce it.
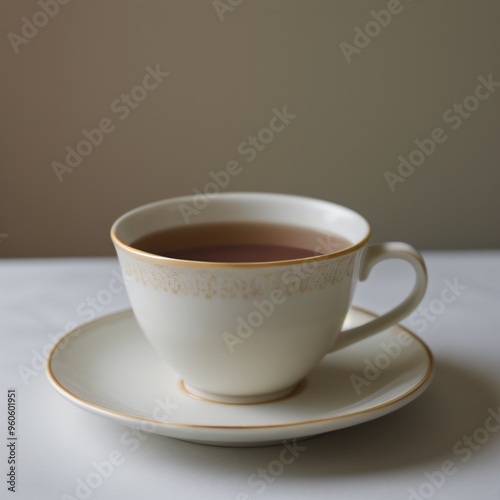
[131,222,351,263]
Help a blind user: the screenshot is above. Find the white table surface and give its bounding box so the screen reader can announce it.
[1,252,499,500]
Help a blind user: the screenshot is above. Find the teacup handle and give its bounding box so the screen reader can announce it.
[329,242,427,352]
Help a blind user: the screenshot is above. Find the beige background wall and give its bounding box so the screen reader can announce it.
[1,0,499,257]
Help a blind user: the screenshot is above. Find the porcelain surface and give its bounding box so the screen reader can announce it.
[47,307,434,446]
[111,193,427,400]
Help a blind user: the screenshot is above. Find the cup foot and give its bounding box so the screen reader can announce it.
[181,380,300,405]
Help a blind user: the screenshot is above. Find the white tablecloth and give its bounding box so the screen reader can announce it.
[1,252,499,500]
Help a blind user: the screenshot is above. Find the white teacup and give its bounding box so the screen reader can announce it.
[111,193,427,404]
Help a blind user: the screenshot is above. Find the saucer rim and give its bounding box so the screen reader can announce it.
[46,307,434,431]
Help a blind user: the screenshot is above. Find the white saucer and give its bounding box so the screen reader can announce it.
[47,307,434,447]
